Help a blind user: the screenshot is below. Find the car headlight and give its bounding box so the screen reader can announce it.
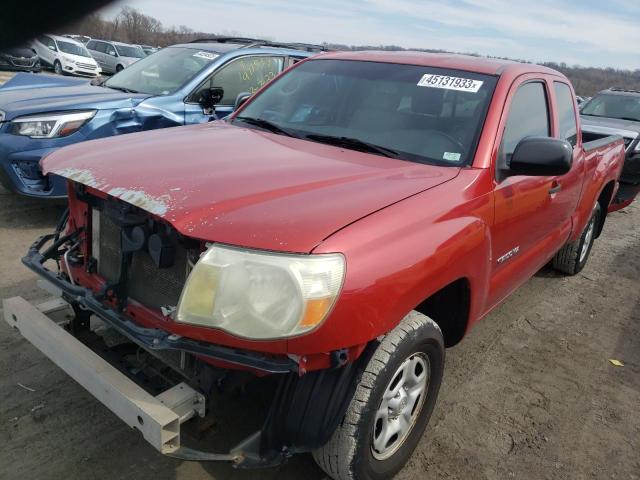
[635,139,640,152]
[176,244,345,339]
[10,110,96,138]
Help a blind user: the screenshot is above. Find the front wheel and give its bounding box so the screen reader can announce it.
[53,60,62,75]
[552,203,601,275]
[313,311,445,480]
[116,64,124,72]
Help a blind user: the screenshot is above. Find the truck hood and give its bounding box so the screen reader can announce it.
[581,115,640,136]
[43,122,460,252]
[0,74,149,120]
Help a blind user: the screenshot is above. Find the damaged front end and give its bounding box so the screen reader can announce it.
[10,182,366,467]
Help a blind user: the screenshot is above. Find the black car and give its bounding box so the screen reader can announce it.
[0,44,41,72]
[581,88,640,207]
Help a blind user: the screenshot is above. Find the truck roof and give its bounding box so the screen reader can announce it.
[314,50,563,77]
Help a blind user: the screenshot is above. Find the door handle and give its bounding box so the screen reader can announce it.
[549,182,561,195]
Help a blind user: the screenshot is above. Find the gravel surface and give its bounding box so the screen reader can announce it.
[0,184,638,480]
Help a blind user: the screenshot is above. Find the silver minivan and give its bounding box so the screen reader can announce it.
[86,39,145,74]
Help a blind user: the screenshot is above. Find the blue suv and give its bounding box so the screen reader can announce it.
[0,38,320,198]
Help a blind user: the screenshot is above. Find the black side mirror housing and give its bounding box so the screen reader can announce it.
[234,92,252,111]
[198,86,224,111]
[509,137,573,176]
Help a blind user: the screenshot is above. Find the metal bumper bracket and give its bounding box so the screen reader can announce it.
[3,296,208,455]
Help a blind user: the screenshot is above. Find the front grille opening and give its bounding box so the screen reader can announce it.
[91,205,197,310]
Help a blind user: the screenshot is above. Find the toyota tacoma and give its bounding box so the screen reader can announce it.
[4,51,626,480]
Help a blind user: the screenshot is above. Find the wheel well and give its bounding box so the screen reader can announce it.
[596,181,615,238]
[414,278,470,348]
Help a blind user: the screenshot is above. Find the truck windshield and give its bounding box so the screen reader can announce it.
[581,94,640,122]
[104,47,218,96]
[236,59,497,166]
[57,40,91,58]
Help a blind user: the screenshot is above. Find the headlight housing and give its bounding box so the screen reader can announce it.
[634,139,640,152]
[176,244,345,340]
[10,110,96,138]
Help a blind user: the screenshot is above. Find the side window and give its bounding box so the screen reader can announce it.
[554,82,578,147]
[191,56,284,105]
[41,36,55,50]
[502,82,550,159]
[86,40,96,50]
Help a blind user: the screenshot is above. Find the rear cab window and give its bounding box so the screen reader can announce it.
[554,82,578,146]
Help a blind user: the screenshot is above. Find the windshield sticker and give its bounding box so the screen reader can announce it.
[443,152,461,161]
[418,74,483,93]
[193,51,218,60]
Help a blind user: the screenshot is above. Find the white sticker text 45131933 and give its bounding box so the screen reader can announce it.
[417,74,483,93]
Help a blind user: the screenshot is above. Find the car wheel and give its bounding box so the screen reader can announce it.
[116,64,124,72]
[54,60,62,75]
[552,202,602,275]
[313,311,445,480]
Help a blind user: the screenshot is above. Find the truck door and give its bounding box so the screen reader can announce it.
[184,55,285,124]
[488,78,570,307]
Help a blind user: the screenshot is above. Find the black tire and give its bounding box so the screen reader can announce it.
[53,60,62,75]
[552,203,601,275]
[116,64,124,72]
[313,311,445,480]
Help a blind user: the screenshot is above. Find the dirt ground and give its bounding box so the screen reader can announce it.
[0,184,639,480]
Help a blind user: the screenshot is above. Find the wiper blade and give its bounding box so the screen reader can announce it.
[305,134,398,158]
[106,85,139,94]
[234,116,297,137]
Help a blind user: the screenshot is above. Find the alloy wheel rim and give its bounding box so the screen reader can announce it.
[371,352,430,460]
[580,215,596,263]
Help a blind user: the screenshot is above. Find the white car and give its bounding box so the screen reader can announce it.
[32,34,101,77]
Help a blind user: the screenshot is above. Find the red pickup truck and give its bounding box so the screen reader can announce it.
[5,51,625,480]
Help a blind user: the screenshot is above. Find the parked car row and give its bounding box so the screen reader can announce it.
[0,34,149,78]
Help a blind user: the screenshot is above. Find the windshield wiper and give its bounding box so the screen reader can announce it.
[305,134,399,158]
[106,85,139,94]
[233,116,298,137]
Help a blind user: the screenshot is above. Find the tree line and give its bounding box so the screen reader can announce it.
[62,7,639,96]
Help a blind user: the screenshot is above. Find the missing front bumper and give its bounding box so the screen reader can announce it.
[2,296,240,461]
[22,232,299,375]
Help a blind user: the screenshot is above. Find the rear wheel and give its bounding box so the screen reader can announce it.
[552,203,601,275]
[53,60,62,75]
[313,311,445,480]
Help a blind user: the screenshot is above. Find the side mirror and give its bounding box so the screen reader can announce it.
[234,92,252,111]
[108,50,117,56]
[509,137,573,176]
[198,87,224,111]
[48,45,56,51]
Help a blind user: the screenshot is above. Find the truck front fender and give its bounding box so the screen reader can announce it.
[292,170,494,355]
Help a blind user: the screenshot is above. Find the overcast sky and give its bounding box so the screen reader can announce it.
[103,0,640,69]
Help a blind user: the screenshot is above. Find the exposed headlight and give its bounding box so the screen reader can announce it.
[10,110,96,138]
[177,244,345,339]
[635,139,640,152]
